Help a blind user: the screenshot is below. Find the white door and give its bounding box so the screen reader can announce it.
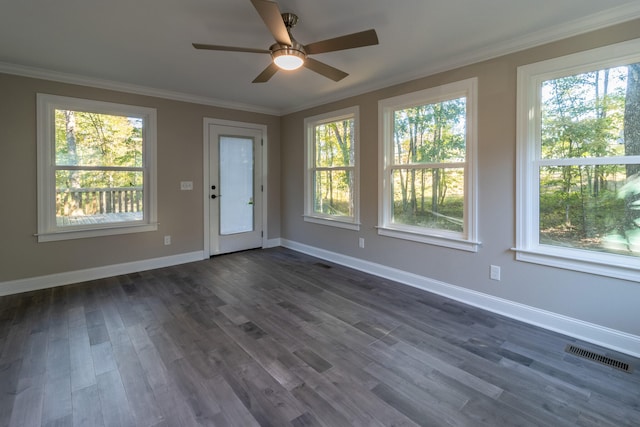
[209,124,263,255]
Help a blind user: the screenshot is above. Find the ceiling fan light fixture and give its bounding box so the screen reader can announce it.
[272,47,305,70]
[193,1,379,83]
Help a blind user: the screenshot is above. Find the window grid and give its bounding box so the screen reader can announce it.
[37,94,157,241]
[516,39,640,281]
[304,106,360,230]
[378,78,479,252]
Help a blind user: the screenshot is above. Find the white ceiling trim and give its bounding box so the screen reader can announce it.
[0,61,281,116]
[2,2,640,117]
[279,2,640,115]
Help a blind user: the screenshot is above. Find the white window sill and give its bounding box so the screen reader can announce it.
[37,222,158,242]
[377,226,480,252]
[512,246,640,282]
[303,215,360,231]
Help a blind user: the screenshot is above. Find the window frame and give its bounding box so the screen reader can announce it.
[36,93,158,242]
[515,38,640,282]
[303,106,360,230]
[378,78,479,252]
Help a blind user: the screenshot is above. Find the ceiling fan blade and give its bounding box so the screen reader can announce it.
[250,0,292,46]
[303,58,348,82]
[252,63,279,83]
[192,43,270,54]
[304,29,379,55]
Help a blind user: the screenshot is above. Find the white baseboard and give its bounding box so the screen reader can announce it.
[265,238,282,248]
[4,241,639,358]
[0,251,206,297]
[280,239,640,358]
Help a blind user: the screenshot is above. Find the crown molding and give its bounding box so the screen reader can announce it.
[280,2,640,115]
[2,2,640,117]
[0,62,280,116]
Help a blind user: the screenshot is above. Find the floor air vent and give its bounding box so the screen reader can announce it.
[565,344,632,373]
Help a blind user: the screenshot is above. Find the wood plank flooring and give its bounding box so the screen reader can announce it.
[1,247,639,426]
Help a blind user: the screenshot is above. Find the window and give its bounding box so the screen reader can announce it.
[378,78,479,251]
[516,39,640,281]
[37,94,157,241]
[304,106,360,230]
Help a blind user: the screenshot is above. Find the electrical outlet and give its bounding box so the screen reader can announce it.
[359,237,365,248]
[164,235,171,245]
[490,265,501,281]
[180,181,193,190]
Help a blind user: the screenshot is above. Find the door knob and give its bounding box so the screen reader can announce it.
[211,194,217,199]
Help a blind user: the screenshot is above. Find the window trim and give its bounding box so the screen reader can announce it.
[515,38,640,282]
[303,106,360,230]
[36,93,158,242]
[378,78,479,252]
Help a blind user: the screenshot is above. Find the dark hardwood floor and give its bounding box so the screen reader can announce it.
[1,247,639,426]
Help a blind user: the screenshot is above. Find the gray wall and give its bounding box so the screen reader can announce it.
[0,73,280,282]
[1,18,638,339]
[280,19,640,337]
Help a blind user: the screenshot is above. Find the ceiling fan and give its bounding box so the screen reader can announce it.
[193,0,379,83]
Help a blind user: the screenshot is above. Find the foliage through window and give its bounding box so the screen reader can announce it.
[516,39,640,281]
[304,107,359,230]
[379,79,478,251]
[37,94,157,241]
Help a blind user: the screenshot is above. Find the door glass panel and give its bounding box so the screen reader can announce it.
[219,136,254,235]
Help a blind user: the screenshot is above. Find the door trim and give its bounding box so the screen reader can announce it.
[203,118,268,257]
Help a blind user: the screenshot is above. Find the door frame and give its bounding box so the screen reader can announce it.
[203,118,268,257]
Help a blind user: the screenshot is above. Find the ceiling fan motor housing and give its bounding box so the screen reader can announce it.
[270,40,306,57]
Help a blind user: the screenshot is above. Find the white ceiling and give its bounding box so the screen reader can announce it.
[2,0,640,115]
